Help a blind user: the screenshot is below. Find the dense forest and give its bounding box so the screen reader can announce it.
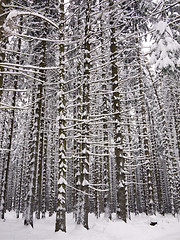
[0,0,179,233]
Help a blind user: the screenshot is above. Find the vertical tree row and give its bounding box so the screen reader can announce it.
[0,0,179,232]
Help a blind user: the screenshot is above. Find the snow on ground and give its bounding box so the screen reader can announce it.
[0,212,180,240]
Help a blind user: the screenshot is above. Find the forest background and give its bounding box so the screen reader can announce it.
[0,0,179,233]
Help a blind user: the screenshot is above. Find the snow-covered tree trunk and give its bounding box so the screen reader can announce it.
[24,78,43,227]
[137,50,154,215]
[41,102,48,219]
[55,0,66,233]
[109,0,126,222]
[0,79,17,219]
[35,35,47,220]
[81,0,91,229]
[49,120,56,217]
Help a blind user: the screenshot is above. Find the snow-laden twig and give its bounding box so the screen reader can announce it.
[0,88,27,92]
[4,9,60,30]
[89,186,109,192]
[66,183,93,196]
[0,62,60,70]
[0,148,11,152]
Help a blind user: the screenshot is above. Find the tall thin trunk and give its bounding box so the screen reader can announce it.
[109,0,126,222]
[137,47,154,215]
[55,0,66,232]
[0,80,17,219]
[81,0,91,229]
[24,80,43,227]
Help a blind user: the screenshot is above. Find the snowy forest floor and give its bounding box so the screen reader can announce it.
[0,212,180,240]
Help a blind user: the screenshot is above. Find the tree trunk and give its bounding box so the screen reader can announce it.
[109,0,126,222]
[55,0,66,232]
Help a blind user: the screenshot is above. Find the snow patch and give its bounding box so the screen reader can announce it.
[0,212,180,240]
